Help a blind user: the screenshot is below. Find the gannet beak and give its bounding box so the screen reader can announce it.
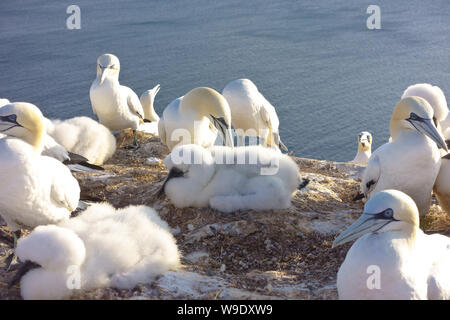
[8,260,40,288]
[407,114,448,151]
[0,114,21,132]
[157,167,185,196]
[210,115,234,147]
[332,209,397,248]
[99,66,108,84]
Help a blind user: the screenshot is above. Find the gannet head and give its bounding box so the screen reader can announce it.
[180,87,234,147]
[357,131,372,152]
[96,53,120,84]
[0,102,46,151]
[332,190,419,248]
[390,96,447,151]
[401,83,448,123]
[10,225,86,299]
[158,144,215,203]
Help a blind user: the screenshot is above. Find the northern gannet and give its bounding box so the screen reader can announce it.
[357,97,446,216]
[137,84,161,135]
[158,87,234,151]
[222,79,287,151]
[159,144,301,212]
[90,54,146,148]
[0,102,80,245]
[47,116,116,166]
[351,131,372,166]
[333,190,450,300]
[11,203,180,299]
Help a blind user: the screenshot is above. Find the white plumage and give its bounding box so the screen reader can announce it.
[351,131,372,166]
[160,144,300,212]
[0,102,80,232]
[158,87,234,151]
[334,190,450,300]
[46,116,116,165]
[90,54,145,131]
[222,79,287,151]
[401,83,449,131]
[359,97,446,216]
[137,84,161,135]
[15,203,180,300]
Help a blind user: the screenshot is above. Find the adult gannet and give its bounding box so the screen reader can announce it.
[351,131,372,166]
[90,53,146,148]
[0,102,80,245]
[158,87,234,151]
[222,79,287,151]
[333,190,450,300]
[137,84,160,135]
[357,97,446,216]
[401,83,449,137]
[159,144,300,212]
[11,203,180,299]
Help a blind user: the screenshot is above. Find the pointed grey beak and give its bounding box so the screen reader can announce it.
[407,114,448,151]
[332,209,397,248]
[157,167,185,196]
[211,115,234,148]
[99,66,108,84]
[0,114,21,132]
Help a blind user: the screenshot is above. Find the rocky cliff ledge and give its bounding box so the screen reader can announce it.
[1,131,449,299]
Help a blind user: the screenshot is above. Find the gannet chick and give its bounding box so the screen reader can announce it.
[0,102,80,243]
[158,87,234,151]
[358,97,446,216]
[351,131,372,166]
[90,53,145,148]
[159,144,300,212]
[402,83,449,133]
[12,203,180,300]
[47,116,116,165]
[222,79,287,151]
[333,190,450,300]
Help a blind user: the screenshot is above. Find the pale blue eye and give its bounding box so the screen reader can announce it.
[384,208,394,218]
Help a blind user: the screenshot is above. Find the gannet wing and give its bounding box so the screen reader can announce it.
[361,155,381,196]
[42,135,70,162]
[45,158,80,212]
[124,86,145,121]
[426,235,450,299]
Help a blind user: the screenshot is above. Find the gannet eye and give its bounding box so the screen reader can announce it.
[409,112,420,120]
[383,208,394,218]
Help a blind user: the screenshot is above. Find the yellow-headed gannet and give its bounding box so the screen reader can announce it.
[0,102,80,245]
[356,97,447,216]
[351,131,372,166]
[222,79,287,151]
[334,189,450,300]
[90,53,147,148]
[158,87,234,151]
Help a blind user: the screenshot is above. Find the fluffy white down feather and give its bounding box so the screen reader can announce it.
[162,144,300,212]
[47,117,116,165]
[16,203,180,300]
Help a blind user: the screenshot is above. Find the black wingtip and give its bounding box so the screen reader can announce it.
[63,152,89,164]
[143,119,152,123]
[298,178,310,190]
[353,193,365,201]
[79,162,105,171]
